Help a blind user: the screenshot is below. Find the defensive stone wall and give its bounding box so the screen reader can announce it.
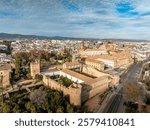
[43,75,81,106]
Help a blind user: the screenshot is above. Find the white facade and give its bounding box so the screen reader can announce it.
[42,70,84,84]
[81,50,107,56]
[41,71,60,76]
[96,58,115,67]
[60,71,83,83]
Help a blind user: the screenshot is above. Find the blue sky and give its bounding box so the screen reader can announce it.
[0,0,150,40]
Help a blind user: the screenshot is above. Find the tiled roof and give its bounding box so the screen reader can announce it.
[61,69,92,82]
[63,61,81,67]
[84,76,108,85]
[85,58,104,64]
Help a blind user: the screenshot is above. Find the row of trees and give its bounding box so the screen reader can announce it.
[12,48,73,82]
[124,101,139,113]
[12,51,51,81]
[2,86,76,113]
[54,53,72,63]
[12,49,73,81]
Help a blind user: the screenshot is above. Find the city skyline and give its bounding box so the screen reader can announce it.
[0,0,150,40]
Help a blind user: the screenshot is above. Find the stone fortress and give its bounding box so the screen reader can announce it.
[30,44,132,106]
[0,43,132,107]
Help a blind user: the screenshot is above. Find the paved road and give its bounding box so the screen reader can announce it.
[98,85,123,113]
[106,90,123,113]
[98,60,149,113]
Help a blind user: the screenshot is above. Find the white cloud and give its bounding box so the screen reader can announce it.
[0,0,150,40]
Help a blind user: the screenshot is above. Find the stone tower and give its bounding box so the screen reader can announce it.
[30,60,40,79]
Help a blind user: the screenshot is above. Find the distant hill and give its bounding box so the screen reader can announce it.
[0,33,48,40]
[102,38,149,42]
[0,33,96,40]
[0,32,149,42]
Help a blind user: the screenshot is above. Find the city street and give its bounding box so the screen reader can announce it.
[98,61,147,113]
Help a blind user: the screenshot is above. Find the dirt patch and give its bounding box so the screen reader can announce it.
[83,93,102,112]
